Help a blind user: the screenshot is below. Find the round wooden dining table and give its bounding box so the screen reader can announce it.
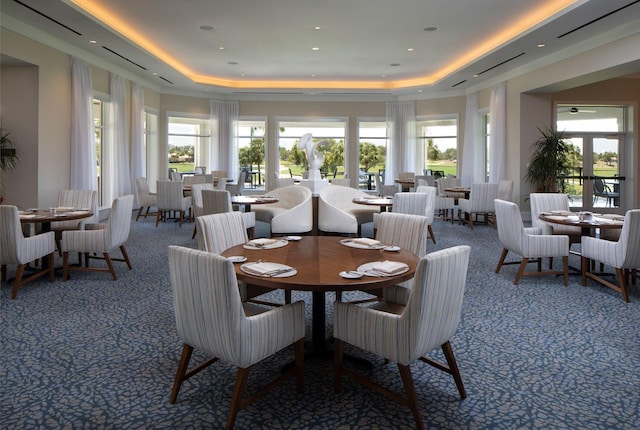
[230,195,278,212]
[538,212,624,237]
[352,196,394,212]
[221,236,419,356]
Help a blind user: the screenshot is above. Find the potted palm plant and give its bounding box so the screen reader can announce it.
[1,124,20,203]
[524,126,570,193]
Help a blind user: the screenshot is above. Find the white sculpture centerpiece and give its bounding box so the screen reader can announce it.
[298,133,329,195]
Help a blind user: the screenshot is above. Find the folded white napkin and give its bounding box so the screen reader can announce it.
[353,238,382,247]
[372,261,408,274]
[242,262,285,275]
[249,238,278,246]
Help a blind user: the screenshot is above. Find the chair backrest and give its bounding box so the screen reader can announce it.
[594,177,606,194]
[393,192,427,217]
[201,189,233,215]
[183,175,206,186]
[157,180,185,210]
[437,176,461,195]
[135,177,151,200]
[416,175,435,187]
[497,180,514,201]
[106,195,134,249]
[215,177,228,190]
[170,171,182,181]
[210,170,228,179]
[168,245,246,362]
[196,211,248,253]
[195,166,206,174]
[0,205,23,263]
[191,183,215,215]
[529,192,570,231]
[399,171,415,181]
[275,177,295,188]
[267,185,312,209]
[402,245,470,363]
[55,189,99,226]
[617,209,640,269]
[414,186,437,224]
[494,199,524,254]
[468,183,498,212]
[376,212,429,259]
[331,178,350,187]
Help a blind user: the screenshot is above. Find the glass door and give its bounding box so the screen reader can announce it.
[561,135,622,211]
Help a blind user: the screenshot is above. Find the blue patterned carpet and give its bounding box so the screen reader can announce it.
[1,214,639,429]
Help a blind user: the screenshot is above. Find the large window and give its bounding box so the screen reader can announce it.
[358,119,388,188]
[417,117,458,177]
[93,98,106,205]
[277,119,347,180]
[237,118,266,189]
[167,115,210,175]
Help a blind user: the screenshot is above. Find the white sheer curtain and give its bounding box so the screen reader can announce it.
[489,81,506,182]
[461,92,482,186]
[106,73,131,201]
[129,82,145,206]
[70,57,97,191]
[210,99,239,180]
[385,100,416,185]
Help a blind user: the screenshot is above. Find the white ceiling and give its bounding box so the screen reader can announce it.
[1,0,640,98]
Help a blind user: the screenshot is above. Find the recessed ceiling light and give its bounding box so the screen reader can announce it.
[424,27,438,32]
[314,26,321,30]
[152,72,158,76]
[473,74,479,78]
[418,89,423,93]
[228,61,238,65]
[218,47,225,50]
[390,63,400,67]
[381,74,386,78]
[199,25,214,31]
[537,43,546,48]
[311,74,316,77]
[312,47,320,51]
[407,48,414,52]
[89,40,97,44]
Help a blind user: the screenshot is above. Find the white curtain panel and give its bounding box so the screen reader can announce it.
[386,101,416,185]
[106,73,132,201]
[70,57,97,191]
[489,81,506,183]
[129,82,145,207]
[461,92,482,187]
[209,100,239,180]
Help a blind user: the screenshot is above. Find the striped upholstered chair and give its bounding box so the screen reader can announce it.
[458,182,498,229]
[51,189,99,254]
[494,199,569,285]
[201,189,256,239]
[415,185,437,243]
[0,205,56,299]
[189,182,214,238]
[167,246,305,429]
[61,195,134,281]
[156,180,191,227]
[334,245,471,430]
[581,209,640,302]
[196,211,285,305]
[529,193,581,243]
[134,177,157,221]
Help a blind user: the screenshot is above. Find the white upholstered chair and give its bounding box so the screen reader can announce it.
[330,178,351,187]
[201,189,256,239]
[182,175,206,186]
[414,185,437,243]
[491,180,514,226]
[274,177,295,188]
[134,177,157,221]
[437,176,465,200]
[226,170,247,196]
[333,245,471,430]
[529,193,581,245]
[0,205,56,299]
[252,186,313,235]
[458,183,498,229]
[51,189,99,254]
[374,172,397,197]
[61,195,134,281]
[494,199,569,285]
[167,245,305,430]
[318,185,379,235]
[190,183,215,239]
[581,209,640,302]
[156,180,192,227]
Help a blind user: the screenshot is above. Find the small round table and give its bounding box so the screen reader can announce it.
[352,196,394,212]
[230,195,278,212]
[538,212,624,237]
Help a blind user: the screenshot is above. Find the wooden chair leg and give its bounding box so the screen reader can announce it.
[398,364,425,430]
[47,253,55,282]
[226,367,251,430]
[120,245,133,269]
[170,344,194,404]
[104,253,117,280]
[284,290,292,304]
[334,338,343,393]
[581,256,588,286]
[63,252,70,281]
[495,248,508,273]
[514,258,529,285]
[616,268,630,303]
[441,341,466,399]
[155,210,162,227]
[428,225,436,244]
[136,206,143,221]
[11,264,26,299]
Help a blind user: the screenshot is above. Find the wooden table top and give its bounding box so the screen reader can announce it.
[221,236,418,293]
[231,195,279,205]
[352,197,394,207]
[19,209,94,224]
[538,212,624,232]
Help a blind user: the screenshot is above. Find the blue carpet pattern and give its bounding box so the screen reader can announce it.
[1,213,639,429]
